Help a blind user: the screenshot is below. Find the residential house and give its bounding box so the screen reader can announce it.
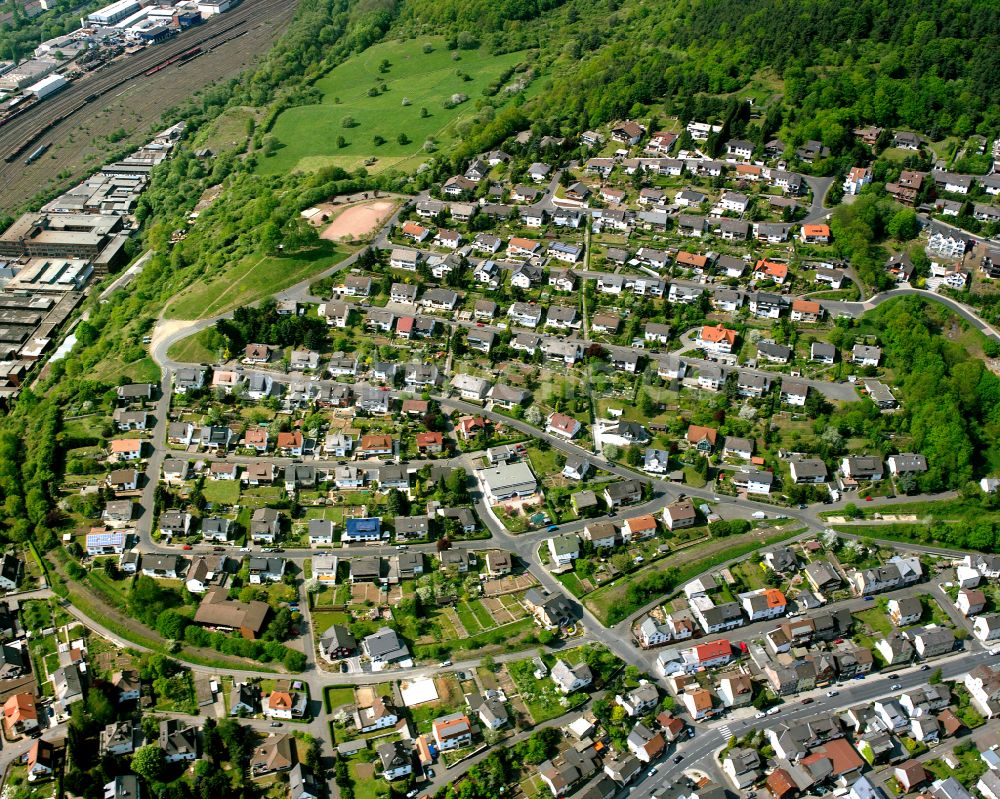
[547,534,581,567]
[377,740,413,781]
[362,627,411,667]
[159,719,198,762]
[432,712,474,751]
[888,597,923,626]
[663,499,697,531]
[604,479,643,508]
[698,323,737,354]
[627,723,666,763]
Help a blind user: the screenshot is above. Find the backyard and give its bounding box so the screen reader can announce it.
[584,527,804,625]
[506,657,587,724]
[410,592,537,661]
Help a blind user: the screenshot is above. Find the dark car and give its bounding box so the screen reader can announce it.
[801,697,814,704]
[673,755,684,764]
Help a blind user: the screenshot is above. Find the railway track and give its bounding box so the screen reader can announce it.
[0,0,296,163]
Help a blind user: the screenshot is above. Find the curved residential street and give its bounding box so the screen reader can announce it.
[81,182,1000,797]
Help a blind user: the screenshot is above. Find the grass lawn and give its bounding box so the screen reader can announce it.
[312,610,349,634]
[412,616,535,661]
[854,607,893,637]
[305,506,344,522]
[196,105,259,154]
[167,327,221,364]
[507,658,585,723]
[683,466,708,488]
[556,571,588,598]
[261,581,298,605]
[257,37,528,176]
[87,567,132,609]
[456,602,483,634]
[166,241,349,320]
[527,444,564,477]
[90,354,161,384]
[731,560,768,591]
[325,685,356,713]
[311,585,341,607]
[470,600,494,629]
[202,479,241,504]
[348,760,389,799]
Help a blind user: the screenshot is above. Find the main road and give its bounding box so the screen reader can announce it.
[631,646,999,798]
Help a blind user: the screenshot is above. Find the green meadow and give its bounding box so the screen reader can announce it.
[256,37,527,175]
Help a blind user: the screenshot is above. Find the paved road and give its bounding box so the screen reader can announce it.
[802,175,836,223]
[821,287,1000,341]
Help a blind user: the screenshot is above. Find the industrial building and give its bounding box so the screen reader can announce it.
[0,213,128,273]
[27,74,67,100]
[86,0,142,27]
[3,259,94,294]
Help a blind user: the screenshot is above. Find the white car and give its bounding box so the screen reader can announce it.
[766,707,780,715]
[754,711,766,719]
[826,690,839,697]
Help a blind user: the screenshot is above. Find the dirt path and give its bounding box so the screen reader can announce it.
[150,317,200,359]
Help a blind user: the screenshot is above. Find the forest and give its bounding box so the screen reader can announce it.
[825,297,1000,492]
[215,301,329,353]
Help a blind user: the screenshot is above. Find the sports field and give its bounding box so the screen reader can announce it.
[256,37,527,175]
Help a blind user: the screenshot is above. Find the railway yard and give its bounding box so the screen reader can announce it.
[0,0,299,215]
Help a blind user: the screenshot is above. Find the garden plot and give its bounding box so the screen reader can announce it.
[350,583,402,605]
[483,573,538,596]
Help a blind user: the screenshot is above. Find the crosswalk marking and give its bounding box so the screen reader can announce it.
[718,724,734,740]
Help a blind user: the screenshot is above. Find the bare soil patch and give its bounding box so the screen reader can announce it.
[320,200,397,240]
